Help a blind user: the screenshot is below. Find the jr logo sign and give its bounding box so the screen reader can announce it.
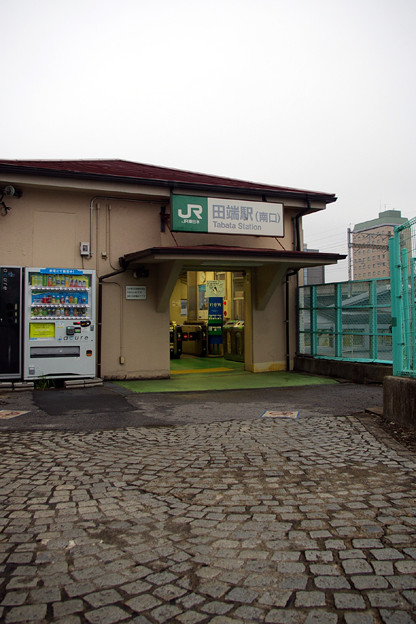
[171,196,208,232]
[177,203,203,220]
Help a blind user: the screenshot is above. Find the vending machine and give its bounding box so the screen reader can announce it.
[24,267,96,380]
[0,266,22,379]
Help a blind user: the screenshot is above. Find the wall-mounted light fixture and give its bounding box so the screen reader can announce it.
[133,267,149,278]
[0,185,22,216]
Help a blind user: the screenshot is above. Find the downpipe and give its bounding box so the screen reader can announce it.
[285,269,299,371]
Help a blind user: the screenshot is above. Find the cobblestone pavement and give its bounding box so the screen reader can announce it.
[1,414,416,623]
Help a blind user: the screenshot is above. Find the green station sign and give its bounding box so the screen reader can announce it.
[171,195,283,237]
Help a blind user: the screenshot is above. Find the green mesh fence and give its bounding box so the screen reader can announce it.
[298,279,392,363]
[389,216,416,377]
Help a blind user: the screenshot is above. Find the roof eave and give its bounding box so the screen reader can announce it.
[121,246,345,268]
[0,163,337,206]
[170,182,337,206]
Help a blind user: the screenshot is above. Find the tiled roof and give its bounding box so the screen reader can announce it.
[0,158,336,203]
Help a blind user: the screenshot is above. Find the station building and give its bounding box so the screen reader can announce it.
[0,159,343,380]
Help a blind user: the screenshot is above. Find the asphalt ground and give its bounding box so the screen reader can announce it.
[1,381,416,624]
[0,381,383,432]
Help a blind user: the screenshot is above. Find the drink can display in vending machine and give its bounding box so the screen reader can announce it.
[24,267,96,381]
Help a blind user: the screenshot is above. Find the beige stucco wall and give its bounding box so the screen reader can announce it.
[0,188,90,268]
[101,272,169,379]
[0,175,322,379]
[244,269,297,372]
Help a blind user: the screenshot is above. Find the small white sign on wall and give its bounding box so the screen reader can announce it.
[126,285,147,300]
[206,280,225,298]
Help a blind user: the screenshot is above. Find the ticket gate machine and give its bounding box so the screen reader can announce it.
[181,323,207,356]
[170,322,182,359]
[223,320,244,362]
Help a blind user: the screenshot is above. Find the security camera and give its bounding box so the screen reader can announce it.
[4,185,16,196]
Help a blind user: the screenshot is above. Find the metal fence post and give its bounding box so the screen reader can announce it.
[389,234,403,376]
[401,248,411,372]
[311,286,317,356]
[335,283,342,357]
[411,258,416,371]
[369,280,377,360]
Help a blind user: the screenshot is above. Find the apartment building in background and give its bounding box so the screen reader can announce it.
[351,209,408,280]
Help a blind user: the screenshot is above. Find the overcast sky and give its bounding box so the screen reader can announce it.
[2,0,415,281]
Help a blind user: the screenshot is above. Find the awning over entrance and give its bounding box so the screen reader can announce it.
[120,245,345,312]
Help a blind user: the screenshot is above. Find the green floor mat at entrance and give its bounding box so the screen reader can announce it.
[170,355,243,373]
[115,370,337,394]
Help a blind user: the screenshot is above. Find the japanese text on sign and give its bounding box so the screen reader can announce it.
[210,200,282,233]
[171,195,284,237]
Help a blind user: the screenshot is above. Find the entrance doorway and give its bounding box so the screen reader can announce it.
[169,270,249,374]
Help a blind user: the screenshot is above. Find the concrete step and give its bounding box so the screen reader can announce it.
[64,377,103,389]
